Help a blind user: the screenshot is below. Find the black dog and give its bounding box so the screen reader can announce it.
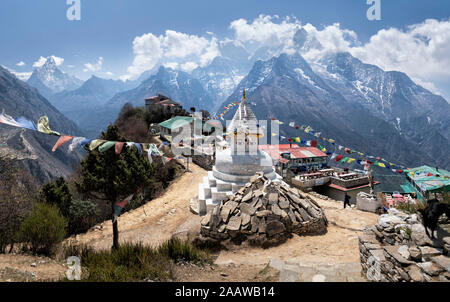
[418,199,450,239]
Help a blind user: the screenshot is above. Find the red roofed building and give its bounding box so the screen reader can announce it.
[259,144,328,175]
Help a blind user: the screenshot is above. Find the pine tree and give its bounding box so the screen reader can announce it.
[76,124,154,249]
[39,177,72,217]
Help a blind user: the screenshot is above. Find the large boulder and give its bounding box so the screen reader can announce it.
[378,214,404,228]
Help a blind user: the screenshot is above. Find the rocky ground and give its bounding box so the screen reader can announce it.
[359,208,450,282]
[0,163,380,282]
[0,254,66,282]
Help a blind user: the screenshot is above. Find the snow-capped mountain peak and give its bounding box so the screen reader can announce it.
[27,57,83,98]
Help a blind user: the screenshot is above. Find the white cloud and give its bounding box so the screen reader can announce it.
[32,55,64,68]
[349,19,450,96]
[83,57,104,72]
[67,65,75,68]
[104,71,114,76]
[241,16,449,98]
[180,61,198,72]
[16,61,26,67]
[122,33,162,80]
[13,71,32,81]
[121,30,220,80]
[2,65,32,81]
[302,23,358,61]
[163,62,179,70]
[118,15,449,99]
[33,57,47,68]
[229,14,301,52]
[161,30,209,59]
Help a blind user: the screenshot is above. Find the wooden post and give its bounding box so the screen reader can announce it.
[111,202,119,249]
[368,164,374,196]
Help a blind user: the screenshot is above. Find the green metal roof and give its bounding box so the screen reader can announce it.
[158,116,194,131]
[400,182,418,194]
[404,165,450,193]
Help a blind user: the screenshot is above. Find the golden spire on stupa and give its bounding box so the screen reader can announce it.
[242,88,246,100]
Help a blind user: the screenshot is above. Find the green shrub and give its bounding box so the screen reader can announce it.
[157,237,210,263]
[68,200,99,234]
[75,242,173,282]
[62,239,210,282]
[62,243,93,260]
[20,203,67,256]
[394,200,426,214]
[40,177,72,217]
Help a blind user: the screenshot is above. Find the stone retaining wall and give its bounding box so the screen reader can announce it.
[359,208,450,282]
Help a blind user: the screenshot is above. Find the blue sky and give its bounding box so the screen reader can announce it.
[1,0,449,99]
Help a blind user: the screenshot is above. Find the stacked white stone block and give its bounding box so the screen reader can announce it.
[192,89,281,215]
[198,171,243,206]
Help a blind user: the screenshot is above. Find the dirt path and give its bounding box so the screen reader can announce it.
[214,196,379,267]
[2,163,378,282]
[65,163,207,250]
[0,254,66,282]
[64,163,378,281]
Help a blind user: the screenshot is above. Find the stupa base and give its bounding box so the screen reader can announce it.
[191,170,282,215]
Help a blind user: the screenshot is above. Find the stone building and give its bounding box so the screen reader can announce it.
[145,93,182,114]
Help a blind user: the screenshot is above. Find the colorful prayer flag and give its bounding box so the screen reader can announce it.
[0,110,21,128]
[335,155,344,162]
[115,142,125,154]
[15,117,37,131]
[89,139,107,151]
[99,141,117,153]
[68,137,86,152]
[114,194,134,217]
[52,135,74,152]
[37,116,60,136]
[134,143,142,155]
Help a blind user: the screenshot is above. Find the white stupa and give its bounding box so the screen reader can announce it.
[195,89,279,212]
